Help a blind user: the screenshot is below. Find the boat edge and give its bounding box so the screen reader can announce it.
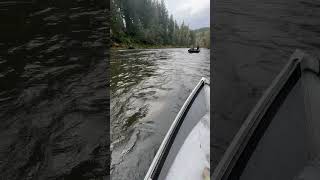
[144,77,209,180]
[211,49,305,179]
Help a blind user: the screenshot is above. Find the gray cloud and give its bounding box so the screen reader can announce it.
[164,0,210,29]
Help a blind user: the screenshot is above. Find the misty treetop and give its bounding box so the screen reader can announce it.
[111,0,196,47]
[194,27,210,48]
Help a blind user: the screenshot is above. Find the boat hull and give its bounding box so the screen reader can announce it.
[145,77,210,180]
[188,49,200,53]
[213,49,320,180]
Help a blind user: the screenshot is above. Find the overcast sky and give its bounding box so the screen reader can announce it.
[164,0,210,30]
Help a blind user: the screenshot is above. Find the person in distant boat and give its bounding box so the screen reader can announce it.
[197,45,199,50]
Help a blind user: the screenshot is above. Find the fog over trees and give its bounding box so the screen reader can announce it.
[111,0,197,47]
[194,27,210,48]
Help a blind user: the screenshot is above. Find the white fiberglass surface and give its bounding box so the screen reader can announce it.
[165,112,210,180]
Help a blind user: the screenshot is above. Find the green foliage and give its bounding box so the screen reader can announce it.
[194,27,210,48]
[111,0,196,47]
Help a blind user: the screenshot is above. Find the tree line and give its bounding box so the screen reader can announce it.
[194,27,210,48]
[111,0,196,47]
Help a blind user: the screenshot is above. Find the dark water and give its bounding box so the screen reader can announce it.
[110,48,210,180]
[0,1,109,179]
[213,0,320,171]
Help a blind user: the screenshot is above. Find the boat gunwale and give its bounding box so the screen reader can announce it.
[144,77,209,180]
[212,49,305,179]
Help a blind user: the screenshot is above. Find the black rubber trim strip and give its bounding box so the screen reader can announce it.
[225,65,301,179]
[151,82,205,179]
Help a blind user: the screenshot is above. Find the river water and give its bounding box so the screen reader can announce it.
[0,1,108,179]
[213,0,320,171]
[110,48,210,180]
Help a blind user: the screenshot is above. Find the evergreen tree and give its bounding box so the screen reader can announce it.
[111,0,195,47]
[168,15,175,44]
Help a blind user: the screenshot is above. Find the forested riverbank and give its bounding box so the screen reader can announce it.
[194,27,210,48]
[111,0,209,49]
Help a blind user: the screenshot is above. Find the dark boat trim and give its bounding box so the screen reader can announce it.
[145,77,209,180]
[227,62,301,179]
[212,49,318,179]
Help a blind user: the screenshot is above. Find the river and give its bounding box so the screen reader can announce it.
[213,0,320,171]
[110,48,210,180]
[0,1,108,179]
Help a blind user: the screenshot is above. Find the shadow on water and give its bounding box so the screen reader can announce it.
[0,0,109,179]
[110,48,210,180]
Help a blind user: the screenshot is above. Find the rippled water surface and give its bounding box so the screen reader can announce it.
[110,48,210,180]
[213,0,320,171]
[0,1,108,179]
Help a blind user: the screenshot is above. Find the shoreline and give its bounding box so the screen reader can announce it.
[111,43,210,50]
[111,43,189,50]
